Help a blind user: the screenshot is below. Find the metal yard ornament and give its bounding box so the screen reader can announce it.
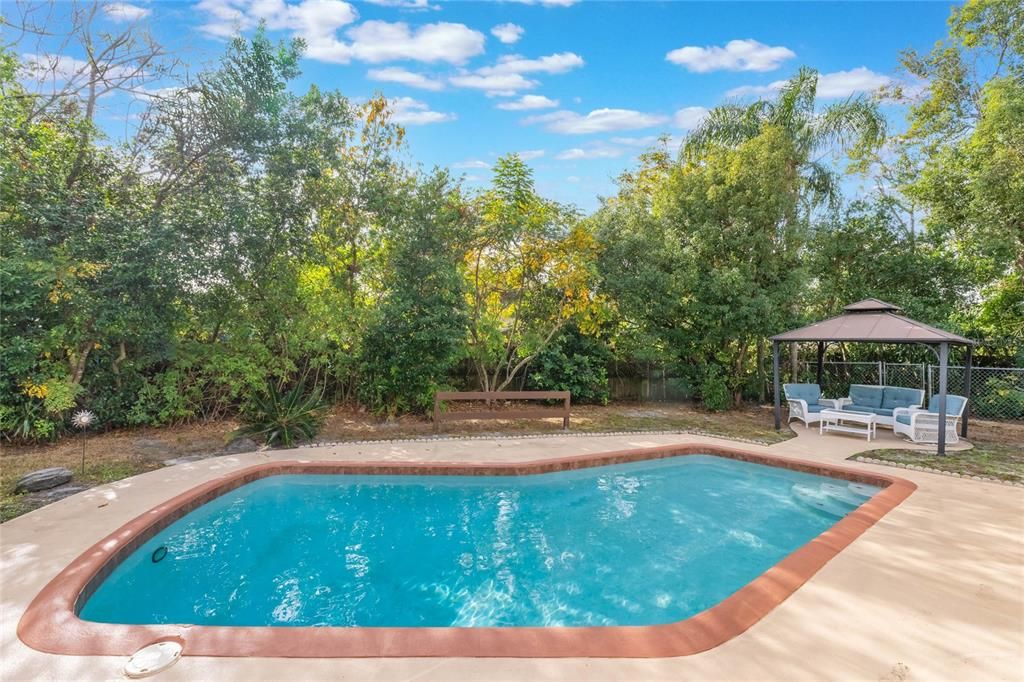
[72,409,96,475]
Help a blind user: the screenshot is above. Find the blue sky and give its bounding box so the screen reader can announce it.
[23,1,956,210]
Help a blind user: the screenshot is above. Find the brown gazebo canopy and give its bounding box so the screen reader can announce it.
[770,299,975,454]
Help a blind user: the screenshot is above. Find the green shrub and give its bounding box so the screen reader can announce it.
[973,375,1024,420]
[526,327,610,404]
[231,379,327,447]
[699,364,731,412]
[357,172,470,416]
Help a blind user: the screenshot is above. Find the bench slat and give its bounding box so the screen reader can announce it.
[434,391,569,401]
[433,390,571,432]
[437,409,570,422]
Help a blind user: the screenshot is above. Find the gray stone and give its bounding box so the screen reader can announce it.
[26,483,90,504]
[15,467,73,492]
[133,438,175,457]
[223,437,259,454]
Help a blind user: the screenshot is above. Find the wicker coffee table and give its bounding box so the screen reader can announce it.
[819,409,878,441]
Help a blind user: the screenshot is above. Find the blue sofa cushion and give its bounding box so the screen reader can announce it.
[806,404,826,413]
[927,394,968,415]
[784,383,821,404]
[843,405,892,417]
[895,413,912,426]
[848,384,883,409]
[882,386,924,410]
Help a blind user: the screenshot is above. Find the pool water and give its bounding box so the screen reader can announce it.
[79,455,878,628]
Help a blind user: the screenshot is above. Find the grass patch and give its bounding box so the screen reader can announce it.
[852,422,1024,483]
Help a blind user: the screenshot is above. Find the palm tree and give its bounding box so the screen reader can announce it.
[685,67,886,386]
[684,67,886,212]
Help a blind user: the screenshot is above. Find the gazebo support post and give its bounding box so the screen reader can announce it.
[962,345,973,438]
[815,341,825,387]
[772,341,781,430]
[937,342,949,455]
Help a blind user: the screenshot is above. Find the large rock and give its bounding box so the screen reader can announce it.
[15,467,73,493]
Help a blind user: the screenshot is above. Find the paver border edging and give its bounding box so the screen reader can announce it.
[853,455,1024,487]
[18,442,915,659]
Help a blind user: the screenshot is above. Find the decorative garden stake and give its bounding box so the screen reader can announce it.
[71,409,95,476]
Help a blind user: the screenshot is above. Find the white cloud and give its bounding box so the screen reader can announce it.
[556,144,626,160]
[496,94,559,110]
[367,67,444,90]
[666,39,794,73]
[726,67,893,99]
[524,108,669,134]
[816,67,893,98]
[518,149,545,160]
[102,2,151,21]
[449,52,582,97]
[453,159,490,169]
[197,0,358,47]
[21,53,136,81]
[449,72,537,96]
[491,23,524,45]
[478,52,584,76]
[364,0,438,9]
[673,106,708,129]
[390,96,455,125]
[566,175,581,182]
[609,135,657,147]
[345,21,486,64]
[196,1,483,65]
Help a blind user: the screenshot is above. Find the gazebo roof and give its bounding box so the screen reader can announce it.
[771,299,975,345]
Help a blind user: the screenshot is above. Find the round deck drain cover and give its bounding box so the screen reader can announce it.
[123,641,182,678]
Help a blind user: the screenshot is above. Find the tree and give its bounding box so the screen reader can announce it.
[889,0,1023,347]
[685,67,887,379]
[358,172,471,416]
[661,127,807,405]
[806,200,966,326]
[685,67,886,212]
[465,154,604,392]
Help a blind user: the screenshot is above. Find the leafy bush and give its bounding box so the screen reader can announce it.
[357,172,470,416]
[973,375,1024,420]
[231,380,327,447]
[699,364,731,412]
[526,327,610,404]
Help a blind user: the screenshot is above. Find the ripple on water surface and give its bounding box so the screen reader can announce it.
[79,455,878,628]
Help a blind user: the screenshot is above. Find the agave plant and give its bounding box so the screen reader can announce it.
[232,380,327,447]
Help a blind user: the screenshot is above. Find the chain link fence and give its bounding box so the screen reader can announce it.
[792,361,1024,422]
[609,366,692,402]
[928,366,1024,421]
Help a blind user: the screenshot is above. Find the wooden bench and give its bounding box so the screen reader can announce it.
[433,391,571,432]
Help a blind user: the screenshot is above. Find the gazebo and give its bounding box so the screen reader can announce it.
[770,299,975,454]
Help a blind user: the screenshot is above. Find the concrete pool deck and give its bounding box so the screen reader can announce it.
[2,428,1022,681]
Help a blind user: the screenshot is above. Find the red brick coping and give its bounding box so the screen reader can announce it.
[18,443,915,659]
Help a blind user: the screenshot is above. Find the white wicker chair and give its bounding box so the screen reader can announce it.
[783,383,828,428]
[893,395,968,444]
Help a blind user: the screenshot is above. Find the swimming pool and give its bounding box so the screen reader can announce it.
[80,454,876,628]
[19,445,915,657]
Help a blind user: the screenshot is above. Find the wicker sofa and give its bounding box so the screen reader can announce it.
[832,384,925,427]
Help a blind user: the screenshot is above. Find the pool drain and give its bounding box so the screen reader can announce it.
[151,546,167,563]
[123,640,182,678]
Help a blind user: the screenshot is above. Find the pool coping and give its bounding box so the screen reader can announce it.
[17,442,916,659]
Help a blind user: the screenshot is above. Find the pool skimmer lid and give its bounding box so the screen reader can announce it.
[123,640,182,678]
